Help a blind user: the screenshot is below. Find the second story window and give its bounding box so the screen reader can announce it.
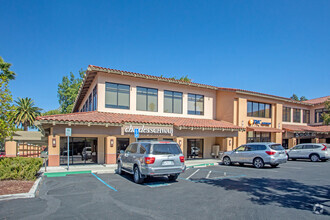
[303,109,310,124]
[247,101,271,118]
[315,108,328,123]
[92,86,97,111]
[88,94,92,111]
[137,87,158,112]
[283,107,291,122]
[105,82,130,109]
[164,90,183,114]
[293,108,301,123]
[188,94,204,115]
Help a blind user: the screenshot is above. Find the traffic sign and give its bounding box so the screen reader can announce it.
[134,128,139,138]
[65,128,72,136]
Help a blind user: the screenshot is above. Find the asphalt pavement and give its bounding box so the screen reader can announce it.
[0,160,329,220]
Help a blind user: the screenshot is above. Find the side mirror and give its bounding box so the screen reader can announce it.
[120,150,124,154]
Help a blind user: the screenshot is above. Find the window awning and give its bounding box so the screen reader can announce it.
[247,126,282,133]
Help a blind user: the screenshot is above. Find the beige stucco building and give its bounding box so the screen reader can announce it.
[34,65,329,167]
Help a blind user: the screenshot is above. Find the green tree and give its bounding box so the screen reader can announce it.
[42,108,62,116]
[0,57,16,81]
[290,94,308,101]
[160,74,192,82]
[12,97,42,131]
[322,99,330,125]
[0,77,15,146]
[58,69,85,113]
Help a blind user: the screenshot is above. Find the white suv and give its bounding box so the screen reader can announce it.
[287,143,330,162]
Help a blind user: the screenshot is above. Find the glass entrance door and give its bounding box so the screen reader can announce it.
[60,137,98,165]
[117,138,130,158]
[187,139,204,159]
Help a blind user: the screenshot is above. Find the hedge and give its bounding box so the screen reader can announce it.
[0,157,43,181]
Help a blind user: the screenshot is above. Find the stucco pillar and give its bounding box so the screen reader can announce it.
[105,136,117,164]
[271,132,282,144]
[48,135,60,166]
[319,139,326,143]
[288,138,297,148]
[97,137,105,164]
[312,138,319,143]
[237,131,246,148]
[5,141,17,157]
[175,137,184,155]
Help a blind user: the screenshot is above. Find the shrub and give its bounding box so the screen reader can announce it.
[0,157,43,181]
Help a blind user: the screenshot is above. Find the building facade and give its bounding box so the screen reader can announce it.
[35,65,330,166]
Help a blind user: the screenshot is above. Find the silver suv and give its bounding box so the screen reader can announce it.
[222,142,287,168]
[117,141,185,184]
[287,143,329,162]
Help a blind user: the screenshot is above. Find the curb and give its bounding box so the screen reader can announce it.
[186,162,220,169]
[0,176,42,201]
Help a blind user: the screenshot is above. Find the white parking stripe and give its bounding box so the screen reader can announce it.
[206,171,212,179]
[186,169,200,180]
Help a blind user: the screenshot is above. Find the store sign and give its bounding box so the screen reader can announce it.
[122,124,173,136]
[248,119,271,126]
[294,132,316,138]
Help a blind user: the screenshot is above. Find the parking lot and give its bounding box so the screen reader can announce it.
[0,160,330,220]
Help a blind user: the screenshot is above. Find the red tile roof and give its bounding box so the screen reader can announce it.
[37,111,242,130]
[282,124,330,133]
[303,96,330,105]
[247,127,282,133]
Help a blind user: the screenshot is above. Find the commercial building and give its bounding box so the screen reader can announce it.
[35,65,330,166]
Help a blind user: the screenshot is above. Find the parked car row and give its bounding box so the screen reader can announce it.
[221,142,329,169]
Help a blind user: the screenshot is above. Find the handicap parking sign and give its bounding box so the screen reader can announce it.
[134,128,139,138]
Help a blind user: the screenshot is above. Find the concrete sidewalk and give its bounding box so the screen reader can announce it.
[40,159,221,175]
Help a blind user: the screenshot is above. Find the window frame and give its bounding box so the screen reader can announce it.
[188,93,204,115]
[92,85,97,111]
[283,107,291,122]
[293,108,301,123]
[247,101,271,118]
[164,90,183,114]
[105,82,130,110]
[136,86,158,112]
[303,109,310,124]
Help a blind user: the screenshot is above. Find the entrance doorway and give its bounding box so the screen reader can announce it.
[117,138,129,158]
[299,138,312,144]
[60,137,97,165]
[187,139,204,159]
[282,139,289,149]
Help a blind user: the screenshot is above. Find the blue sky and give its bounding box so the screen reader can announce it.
[1,0,329,112]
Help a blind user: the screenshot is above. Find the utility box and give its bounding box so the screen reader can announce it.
[212,145,220,158]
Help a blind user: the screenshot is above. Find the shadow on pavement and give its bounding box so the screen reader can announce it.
[197,177,330,216]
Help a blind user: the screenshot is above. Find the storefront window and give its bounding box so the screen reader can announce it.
[187,139,204,158]
[293,108,301,123]
[303,109,310,124]
[137,87,158,112]
[282,107,291,122]
[164,90,182,114]
[188,94,204,115]
[105,82,130,109]
[247,132,271,143]
[247,101,271,118]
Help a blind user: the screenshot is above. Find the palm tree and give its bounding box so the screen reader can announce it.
[12,97,42,131]
[0,57,16,81]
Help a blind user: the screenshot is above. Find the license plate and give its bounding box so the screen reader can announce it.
[162,161,174,166]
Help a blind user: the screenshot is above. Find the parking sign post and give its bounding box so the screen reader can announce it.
[65,128,72,170]
[134,128,139,142]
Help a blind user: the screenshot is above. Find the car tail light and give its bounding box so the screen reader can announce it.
[321,144,327,151]
[180,156,185,163]
[145,157,155,164]
[265,151,276,155]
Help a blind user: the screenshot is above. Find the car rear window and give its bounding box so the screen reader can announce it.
[151,144,181,155]
[269,144,284,151]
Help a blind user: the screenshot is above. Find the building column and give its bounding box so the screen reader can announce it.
[105,136,117,164]
[48,135,60,166]
[288,138,297,148]
[271,132,282,144]
[5,141,17,157]
[97,137,105,164]
[312,138,319,143]
[175,137,184,155]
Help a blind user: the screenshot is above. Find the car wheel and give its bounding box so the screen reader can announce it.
[310,154,320,162]
[223,156,231,166]
[239,163,244,166]
[168,174,179,181]
[117,162,122,175]
[253,158,264,169]
[271,164,278,168]
[133,167,144,184]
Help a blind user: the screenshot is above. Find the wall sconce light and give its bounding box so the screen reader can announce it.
[110,139,114,147]
[179,140,182,147]
[278,123,281,129]
[241,120,244,127]
[52,138,56,147]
